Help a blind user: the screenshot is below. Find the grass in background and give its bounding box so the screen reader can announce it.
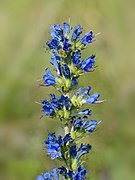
[0,0,135,179]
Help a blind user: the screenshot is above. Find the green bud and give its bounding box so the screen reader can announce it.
[71,95,83,107]
[65,79,72,90]
[64,109,70,119]
[71,159,78,171]
[71,129,76,139]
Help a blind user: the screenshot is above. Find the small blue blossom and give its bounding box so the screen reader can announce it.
[43,68,56,86]
[63,133,72,144]
[45,133,62,159]
[71,25,83,41]
[73,165,88,180]
[63,22,72,37]
[76,86,91,97]
[57,95,71,110]
[42,100,55,116]
[46,39,60,50]
[70,143,92,160]
[76,144,92,159]
[84,93,100,104]
[52,168,59,180]
[45,133,72,159]
[59,166,68,177]
[71,77,78,87]
[71,51,81,66]
[42,94,72,117]
[50,94,60,110]
[72,116,87,130]
[36,172,52,180]
[72,116,99,133]
[59,165,88,179]
[85,120,99,132]
[50,56,61,77]
[77,109,92,115]
[50,24,63,40]
[62,64,71,78]
[81,55,95,72]
[81,31,94,45]
[37,168,59,180]
[62,37,71,52]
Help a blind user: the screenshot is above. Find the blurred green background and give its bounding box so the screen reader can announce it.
[0,0,135,179]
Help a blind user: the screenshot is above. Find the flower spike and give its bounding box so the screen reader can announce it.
[37,21,105,179]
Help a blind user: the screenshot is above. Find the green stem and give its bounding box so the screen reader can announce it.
[64,125,69,135]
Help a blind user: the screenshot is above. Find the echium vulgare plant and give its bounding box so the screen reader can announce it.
[37,22,104,180]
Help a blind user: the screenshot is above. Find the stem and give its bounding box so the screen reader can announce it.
[64,125,69,135]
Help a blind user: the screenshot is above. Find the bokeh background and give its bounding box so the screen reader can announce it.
[0,0,135,179]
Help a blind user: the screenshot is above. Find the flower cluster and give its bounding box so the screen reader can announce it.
[37,22,104,179]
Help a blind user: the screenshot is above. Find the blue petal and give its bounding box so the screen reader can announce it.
[71,51,81,66]
[62,64,70,78]
[76,144,92,159]
[36,175,44,180]
[70,145,77,157]
[76,86,91,97]
[46,39,60,49]
[63,22,71,36]
[71,77,78,87]
[81,55,95,72]
[85,120,99,132]
[77,109,92,115]
[52,168,59,180]
[81,31,94,44]
[71,25,83,41]
[85,93,100,104]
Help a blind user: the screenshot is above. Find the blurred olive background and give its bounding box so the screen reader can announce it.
[0,0,135,179]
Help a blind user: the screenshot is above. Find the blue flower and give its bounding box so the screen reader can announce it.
[70,145,77,157]
[50,94,60,110]
[50,24,63,40]
[75,86,91,97]
[71,77,78,87]
[63,133,72,144]
[85,120,99,132]
[50,55,61,77]
[62,64,70,78]
[70,143,91,160]
[73,165,88,180]
[59,166,68,177]
[43,68,56,86]
[45,133,72,160]
[72,116,99,133]
[42,94,72,117]
[72,116,88,130]
[63,22,72,37]
[71,25,83,41]
[62,38,71,52]
[37,168,59,180]
[71,51,81,66]
[81,31,94,45]
[36,171,53,180]
[58,95,71,110]
[52,168,59,180]
[81,55,95,72]
[76,144,92,159]
[42,100,55,116]
[77,109,92,115]
[59,165,88,180]
[45,133,62,159]
[84,93,100,104]
[46,39,60,49]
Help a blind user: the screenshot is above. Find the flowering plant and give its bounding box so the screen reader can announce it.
[37,22,104,180]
